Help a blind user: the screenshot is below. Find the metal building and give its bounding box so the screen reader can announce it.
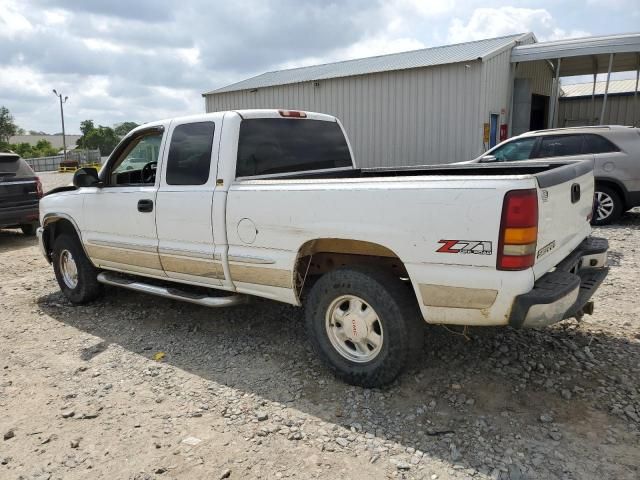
[558,79,640,127]
[203,32,639,167]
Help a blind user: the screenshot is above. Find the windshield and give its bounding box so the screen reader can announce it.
[490,137,537,162]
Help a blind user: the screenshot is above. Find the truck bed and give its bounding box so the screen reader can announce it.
[270,160,592,187]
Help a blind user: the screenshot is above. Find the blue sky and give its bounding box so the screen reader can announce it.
[1,0,638,133]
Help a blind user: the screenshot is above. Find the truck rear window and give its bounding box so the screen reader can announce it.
[236,119,352,178]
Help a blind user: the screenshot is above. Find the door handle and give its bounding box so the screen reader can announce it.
[137,199,154,212]
[571,183,581,204]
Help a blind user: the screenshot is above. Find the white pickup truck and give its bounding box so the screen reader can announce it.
[37,109,609,387]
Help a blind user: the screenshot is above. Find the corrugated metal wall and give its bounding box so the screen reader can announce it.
[515,60,553,96]
[479,49,512,148]
[204,52,555,166]
[558,95,640,127]
[205,60,506,166]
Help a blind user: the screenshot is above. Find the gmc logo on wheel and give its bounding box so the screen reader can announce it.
[436,240,493,255]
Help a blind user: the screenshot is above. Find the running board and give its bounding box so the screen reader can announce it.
[97,272,248,308]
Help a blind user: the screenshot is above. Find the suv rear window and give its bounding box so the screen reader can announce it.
[0,154,36,178]
[236,119,352,178]
[583,134,620,154]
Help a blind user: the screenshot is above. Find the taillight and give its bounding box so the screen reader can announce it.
[36,177,43,198]
[278,110,307,118]
[497,189,538,271]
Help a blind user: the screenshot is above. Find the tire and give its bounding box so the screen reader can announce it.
[304,266,423,388]
[592,185,622,226]
[51,233,102,304]
[20,222,38,236]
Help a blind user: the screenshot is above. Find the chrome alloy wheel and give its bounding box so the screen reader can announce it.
[595,191,615,222]
[325,295,384,363]
[59,249,79,289]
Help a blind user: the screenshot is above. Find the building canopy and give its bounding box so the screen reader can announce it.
[511,33,640,77]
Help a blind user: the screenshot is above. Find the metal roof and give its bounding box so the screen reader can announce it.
[561,79,639,97]
[511,33,640,76]
[206,33,532,95]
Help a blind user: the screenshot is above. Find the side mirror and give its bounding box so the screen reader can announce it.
[480,155,498,163]
[73,167,101,187]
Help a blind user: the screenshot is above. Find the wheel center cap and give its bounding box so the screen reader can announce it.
[345,314,367,341]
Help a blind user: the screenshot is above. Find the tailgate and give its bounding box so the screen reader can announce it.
[532,158,594,279]
[0,176,40,210]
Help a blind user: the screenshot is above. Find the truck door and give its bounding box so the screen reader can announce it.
[155,116,224,286]
[82,126,165,276]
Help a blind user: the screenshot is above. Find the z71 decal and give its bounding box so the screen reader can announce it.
[437,240,493,255]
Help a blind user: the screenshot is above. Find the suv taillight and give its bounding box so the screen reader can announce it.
[36,177,43,198]
[497,189,538,271]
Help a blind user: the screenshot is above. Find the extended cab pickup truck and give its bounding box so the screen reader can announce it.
[37,109,609,387]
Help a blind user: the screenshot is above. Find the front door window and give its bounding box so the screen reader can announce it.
[110,132,163,185]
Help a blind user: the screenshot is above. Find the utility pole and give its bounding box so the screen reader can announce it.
[52,89,68,161]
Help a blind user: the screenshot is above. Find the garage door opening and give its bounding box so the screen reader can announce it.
[530,94,549,130]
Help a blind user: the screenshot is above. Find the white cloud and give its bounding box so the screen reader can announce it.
[0,0,34,38]
[447,7,589,44]
[278,36,426,70]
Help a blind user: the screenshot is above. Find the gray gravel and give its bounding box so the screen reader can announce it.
[0,195,638,479]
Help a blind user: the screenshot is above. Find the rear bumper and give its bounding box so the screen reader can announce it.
[509,236,609,328]
[0,205,39,228]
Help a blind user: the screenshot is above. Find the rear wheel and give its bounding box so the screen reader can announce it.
[592,186,622,226]
[52,233,102,304]
[304,266,423,387]
[20,222,38,236]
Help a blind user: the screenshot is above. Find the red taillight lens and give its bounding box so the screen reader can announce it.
[36,177,43,198]
[278,110,307,118]
[497,189,538,271]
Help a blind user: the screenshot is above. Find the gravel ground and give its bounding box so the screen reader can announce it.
[0,175,638,479]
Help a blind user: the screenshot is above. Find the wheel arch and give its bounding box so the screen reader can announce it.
[595,177,629,207]
[292,238,410,301]
[41,213,93,265]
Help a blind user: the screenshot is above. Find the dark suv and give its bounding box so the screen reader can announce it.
[0,152,42,235]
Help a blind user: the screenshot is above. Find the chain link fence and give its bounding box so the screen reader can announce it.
[24,150,102,172]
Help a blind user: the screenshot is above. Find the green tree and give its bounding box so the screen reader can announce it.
[0,106,19,143]
[114,121,139,137]
[33,139,58,157]
[11,142,34,158]
[79,120,94,137]
[77,119,119,155]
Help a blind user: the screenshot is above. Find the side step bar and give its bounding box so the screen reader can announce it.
[97,272,248,308]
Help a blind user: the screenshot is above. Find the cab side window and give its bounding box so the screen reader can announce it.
[491,137,537,161]
[166,122,215,185]
[110,132,163,186]
[534,135,584,158]
[583,134,620,154]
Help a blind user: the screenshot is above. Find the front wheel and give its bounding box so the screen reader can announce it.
[304,266,423,387]
[52,233,102,304]
[592,186,622,226]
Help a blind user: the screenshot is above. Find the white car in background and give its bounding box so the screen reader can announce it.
[466,126,640,225]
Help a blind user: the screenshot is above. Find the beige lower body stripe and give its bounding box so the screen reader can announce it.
[86,242,292,288]
[86,244,164,270]
[229,263,292,289]
[159,254,223,279]
[419,284,498,309]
